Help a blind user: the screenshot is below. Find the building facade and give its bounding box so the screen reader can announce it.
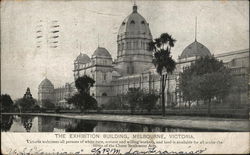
[38,4,249,108]
[38,78,75,108]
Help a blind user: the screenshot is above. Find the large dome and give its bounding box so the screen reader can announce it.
[92,47,111,58]
[180,40,211,59]
[118,5,151,36]
[39,78,54,89]
[75,53,91,64]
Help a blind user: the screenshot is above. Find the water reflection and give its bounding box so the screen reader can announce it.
[1,115,14,131]
[1,115,219,132]
[20,115,34,132]
[66,120,97,132]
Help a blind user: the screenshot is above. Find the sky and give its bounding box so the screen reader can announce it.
[1,0,249,99]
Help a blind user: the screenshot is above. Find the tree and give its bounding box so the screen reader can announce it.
[66,120,97,132]
[1,115,14,131]
[15,97,36,112]
[125,88,159,114]
[67,75,98,111]
[33,105,41,112]
[149,33,176,116]
[75,75,95,94]
[103,95,129,110]
[179,68,200,108]
[42,99,55,109]
[21,115,34,132]
[0,94,14,113]
[179,56,232,115]
[67,93,97,111]
[141,91,159,112]
[125,88,144,114]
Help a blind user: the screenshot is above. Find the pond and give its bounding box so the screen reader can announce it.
[1,114,223,132]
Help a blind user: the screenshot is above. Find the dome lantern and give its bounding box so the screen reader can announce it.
[133,4,137,13]
[117,5,152,38]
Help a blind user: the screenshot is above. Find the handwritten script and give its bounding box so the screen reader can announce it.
[6,145,207,155]
[7,147,84,155]
[91,145,207,155]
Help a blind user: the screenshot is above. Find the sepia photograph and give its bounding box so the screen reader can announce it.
[1,0,249,135]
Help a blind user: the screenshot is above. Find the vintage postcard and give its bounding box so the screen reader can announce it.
[1,0,249,154]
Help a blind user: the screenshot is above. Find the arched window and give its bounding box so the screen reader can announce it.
[103,73,107,81]
[127,66,130,74]
[141,41,145,49]
[134,41,138,49]
[118,44,120,51]
[131,66,134,74]
[122,43,124,50]
[141,21,145,24]
[130,20,135,24]
[102,93,107,96]
[128,42,131,49]
[146,42,149,50]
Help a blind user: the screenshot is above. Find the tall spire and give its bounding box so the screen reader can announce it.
[45,68,47,78]
[98,33,100,47]
[76,39,81,54]
[195,17,197,41]
[80,42,82,54]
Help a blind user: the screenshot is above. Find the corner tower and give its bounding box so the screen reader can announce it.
[116,4,153,75]
[38,78,55,107]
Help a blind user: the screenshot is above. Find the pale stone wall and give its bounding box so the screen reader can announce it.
[42,49,249,107]
[216,49,249,63]
[38,87,55,107]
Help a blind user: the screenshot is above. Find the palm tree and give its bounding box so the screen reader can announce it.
[149,33,176,116]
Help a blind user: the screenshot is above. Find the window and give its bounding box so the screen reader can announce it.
[131,66,134,74]
[122,43,124,50]
[102,93,107,96]
[130,20,135,24]
[141,21,145,24]
[103,73,107,81]
[141,41,145,49]
[134,41,138,49]
[146,42,149,50]
[128,42,132,49]
[118,44,121,51]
